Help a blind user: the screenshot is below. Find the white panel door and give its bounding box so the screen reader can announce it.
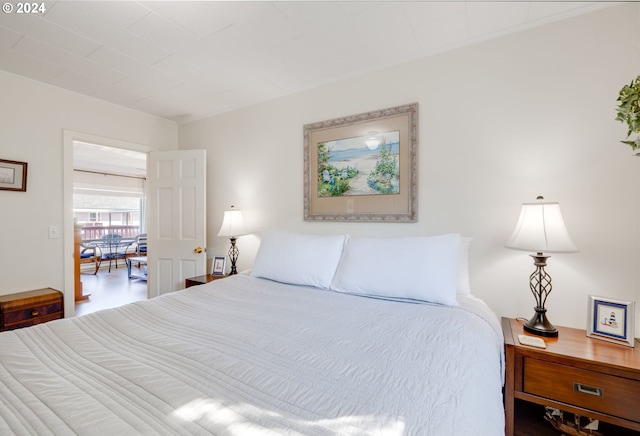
[147,150,206,297]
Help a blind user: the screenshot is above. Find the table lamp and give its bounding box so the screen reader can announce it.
[505,196,578,337]
[217,205,248,275]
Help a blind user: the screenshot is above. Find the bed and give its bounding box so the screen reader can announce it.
[0,232,505,435]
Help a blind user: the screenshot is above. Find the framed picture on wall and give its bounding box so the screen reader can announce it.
[303,103,418,222]
[0,159,27,192]
[211,256,227,276]
[587,295,635,347]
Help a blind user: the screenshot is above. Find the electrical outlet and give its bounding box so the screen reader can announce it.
[48,226,61,239]
[346,199,354,214]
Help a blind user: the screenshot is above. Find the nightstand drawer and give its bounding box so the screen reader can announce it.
[524,357,640,422]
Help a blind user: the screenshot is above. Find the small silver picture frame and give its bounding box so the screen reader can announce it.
[587,295,635,347]
[211,256,227,276]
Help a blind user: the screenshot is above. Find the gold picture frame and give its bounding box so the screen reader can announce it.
[0,159,27,192]
[304,103,418,222]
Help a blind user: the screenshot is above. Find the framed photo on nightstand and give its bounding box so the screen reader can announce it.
[587,295,635,347]
[211,256,227,275]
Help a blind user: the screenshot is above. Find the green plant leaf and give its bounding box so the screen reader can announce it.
[616,74,640,150]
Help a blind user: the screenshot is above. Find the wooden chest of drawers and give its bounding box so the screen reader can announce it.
[0,288,64,332]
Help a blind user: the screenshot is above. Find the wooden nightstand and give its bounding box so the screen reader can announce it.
[185,274,228,288]
[0,288,64,332]
[503,317,640,436]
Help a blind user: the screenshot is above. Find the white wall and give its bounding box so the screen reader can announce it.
[180,4,640,336]
[0,71,178,309]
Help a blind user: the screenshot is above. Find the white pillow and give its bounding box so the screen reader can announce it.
[330,234,461,306]
[250,230,346,289]
[457,237,472,295]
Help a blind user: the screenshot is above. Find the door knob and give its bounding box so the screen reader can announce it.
[194,247,203,254]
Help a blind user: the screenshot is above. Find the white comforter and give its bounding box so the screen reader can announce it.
[0,275,504,435]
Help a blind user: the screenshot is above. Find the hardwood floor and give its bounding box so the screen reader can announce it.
[75,260,147,317]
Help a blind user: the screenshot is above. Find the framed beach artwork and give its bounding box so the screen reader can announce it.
[587,295,635,347]
[0,159,27,192]
[303,103,418,222]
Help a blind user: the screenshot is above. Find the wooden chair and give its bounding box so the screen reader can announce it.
[79,244,101,275]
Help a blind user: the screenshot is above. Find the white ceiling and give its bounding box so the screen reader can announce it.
[0,1,612,124]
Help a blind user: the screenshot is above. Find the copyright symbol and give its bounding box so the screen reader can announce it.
[2,3,13,13]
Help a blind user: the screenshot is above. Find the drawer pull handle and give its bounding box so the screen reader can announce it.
[574,383,603,398]
[31,310,39,317]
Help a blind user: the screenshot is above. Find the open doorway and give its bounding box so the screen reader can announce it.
[72,141,148,316]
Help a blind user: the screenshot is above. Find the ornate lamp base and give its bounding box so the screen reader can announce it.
[228,236,239,275]
[524,307,558,337]
[523,253,559,337]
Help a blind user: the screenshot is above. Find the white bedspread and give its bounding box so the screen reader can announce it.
[0,275,504,435]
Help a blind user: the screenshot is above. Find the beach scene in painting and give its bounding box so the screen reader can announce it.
[317,131,400,197]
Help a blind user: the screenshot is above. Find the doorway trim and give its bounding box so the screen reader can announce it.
[63,130,156,318]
